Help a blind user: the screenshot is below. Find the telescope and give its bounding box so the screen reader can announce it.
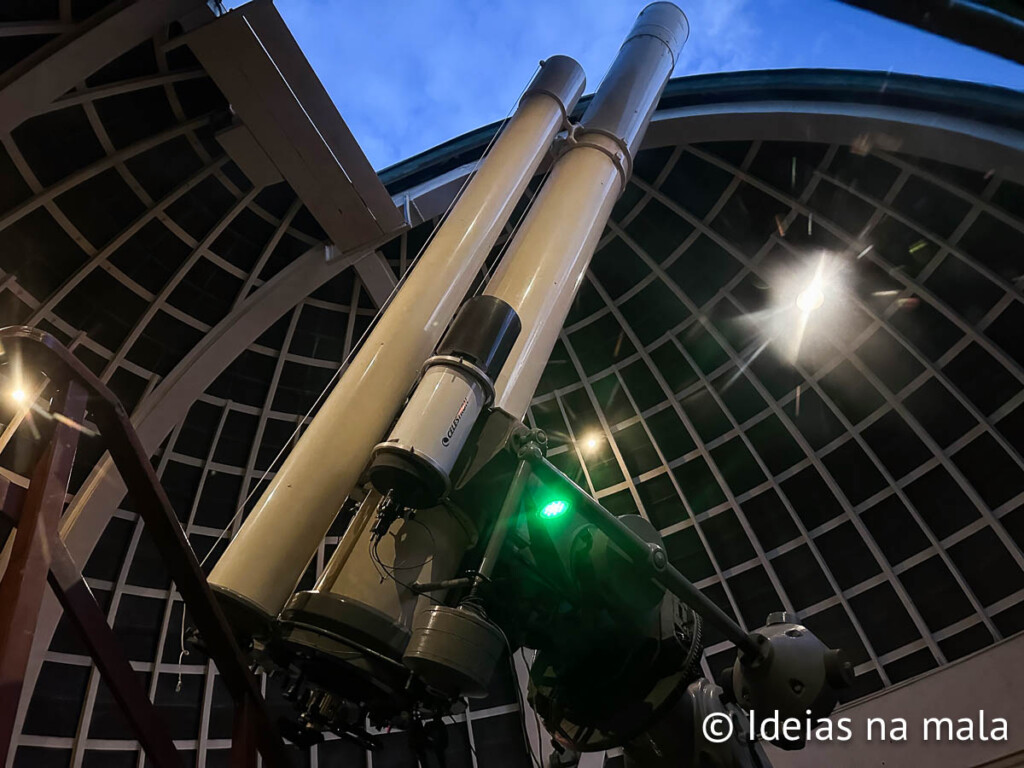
[199,5,853,765]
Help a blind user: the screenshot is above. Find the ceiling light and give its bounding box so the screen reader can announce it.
[10,388,26,404]
[738,250,852,367]
[796,284,824,313]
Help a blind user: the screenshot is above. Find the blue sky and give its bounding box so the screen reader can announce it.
[227,0,1024,170]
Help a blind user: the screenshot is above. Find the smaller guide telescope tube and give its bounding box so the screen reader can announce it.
[486,3,688,419]
[208,57,586,627]
[368,296,522,509]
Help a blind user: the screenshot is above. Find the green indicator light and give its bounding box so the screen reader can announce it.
[540,500,568,519]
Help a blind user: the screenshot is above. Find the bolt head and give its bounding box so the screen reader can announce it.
[649,545,667,570]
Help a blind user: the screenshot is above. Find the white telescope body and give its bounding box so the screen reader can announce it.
[303,295,520,655]
[369,294,522,508]
[489,2,689,419]
[361,3,688,512]
[332,1,690,691]
[183,12,850,758]
[375,362,489,501]
[208,56,585,629]
[283,496,475,659]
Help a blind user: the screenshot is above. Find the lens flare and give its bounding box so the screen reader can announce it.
[736,249,852,368]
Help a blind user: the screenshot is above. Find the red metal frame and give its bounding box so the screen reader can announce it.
[0,327,290,767]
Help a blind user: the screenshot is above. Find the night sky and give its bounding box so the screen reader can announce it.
[226,0,1024,169]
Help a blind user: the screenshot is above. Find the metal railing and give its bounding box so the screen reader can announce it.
[0,326,291,768]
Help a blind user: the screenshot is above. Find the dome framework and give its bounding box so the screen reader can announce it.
[0,3,1022,768]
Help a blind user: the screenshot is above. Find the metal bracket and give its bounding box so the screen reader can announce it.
[510,426,548,460]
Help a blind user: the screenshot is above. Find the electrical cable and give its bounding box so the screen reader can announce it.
[502,632,544,768]
[520,648,547,765]
[444,713,479,761]
[469,611,543,768]
[370,528,445,608]
[367,519,544,768]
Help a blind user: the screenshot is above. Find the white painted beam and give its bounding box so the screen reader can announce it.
[0,0,209,133]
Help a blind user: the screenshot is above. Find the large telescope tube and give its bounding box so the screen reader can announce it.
[283,300,520,668]
[487,3,688,419]
[208,57,586,632]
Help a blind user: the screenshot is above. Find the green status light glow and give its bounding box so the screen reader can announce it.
[540,500,568,519]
